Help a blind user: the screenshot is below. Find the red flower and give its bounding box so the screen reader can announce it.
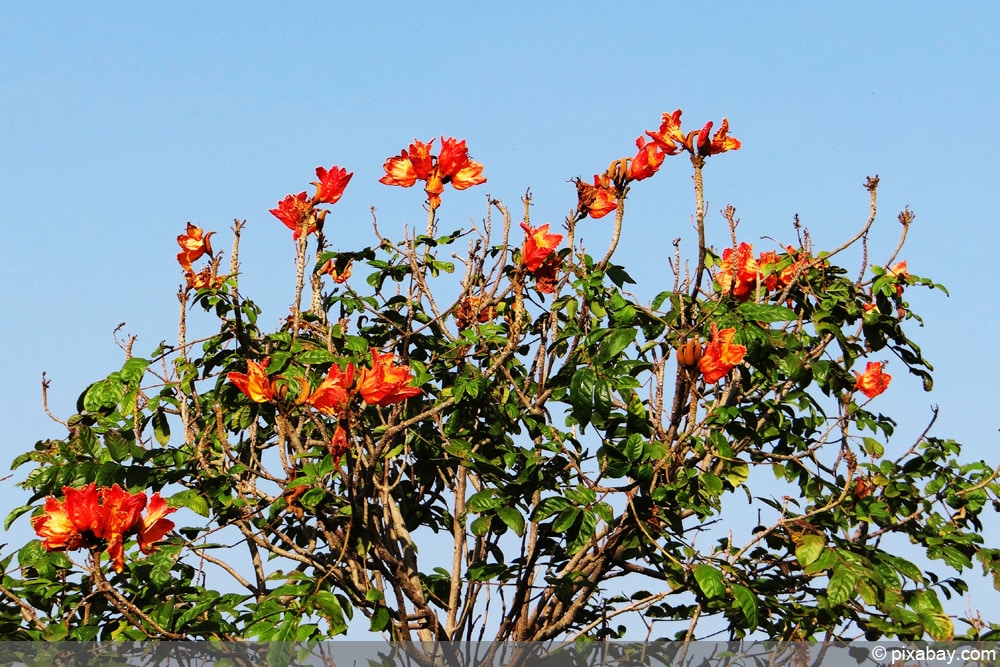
[177,223,215,272]
[270,191,317,240]
[32,486,99,553]
[137,493,176,555]
[357,350,422,406]
[646,108,686,155]
[716,242,759,301]
[228,358,275,403]
[307,363,356,416]
[31,484,175,572]
[311,165,353,205]
[629,136,666,181]
[854,361,891,399]
[520,222,563,272]
[380,137,486,210]
[698,324,747,383]
[697,118,741,156]
[96,484,148,571]
[574,175,618,219]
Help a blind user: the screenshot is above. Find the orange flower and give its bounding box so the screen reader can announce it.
[270,191,317,240]
[96,484,148,571]
[698,324,746,383]
[311,165,353,205]
[629,136,666,181]
[645,108,686,155]
[520,222,563,272]
[32,489,96,553]
[319,257,352,283]
[854,361,891,399]
[357,350,422,406]
[696,118,741,155]
[716,242,759,301]
[307,363,356,416]
[137,492,176,555]
[228,358,275,403]
[574,175,618,219]
[380,137,486,210]
[439,137,487,191]
[176,223,215,272]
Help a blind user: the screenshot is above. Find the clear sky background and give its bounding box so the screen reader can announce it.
[2,3,998,633]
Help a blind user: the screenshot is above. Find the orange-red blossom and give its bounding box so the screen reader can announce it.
[699,324,747,383]
[520,222,563,272]
[574,174,618,220]
[357,350,423,406]
[307,362,356,416]
[716,242,760,301]
[854,361,891,399]
[31,483,175,572]
[177,222,215,272]
[270,164,353,240]
[380,137,486,210]
[227,358,276,403]
[646,108,741,157]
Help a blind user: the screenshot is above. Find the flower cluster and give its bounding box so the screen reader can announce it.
[646,108,741,157]
[715,242,812,301]
[31,484,175,572]
[177,223,224,291]
[229,350,423,411]
[698,324,747,383]
[380,137,486,210]
[270,165,353,240]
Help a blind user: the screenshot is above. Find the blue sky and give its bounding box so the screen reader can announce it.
[2,3,998,630]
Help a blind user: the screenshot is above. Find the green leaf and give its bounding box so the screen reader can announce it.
[312,591,348,635]
[296,349,338,365]
[569,367,596,427]
[497,507,525,536]
[623,434,644,462]
[827,564,860,606]
[5,504,35,531]
[369,606,391,632]
[152,407,170,446]
[693,564,726,600]
[568,510,597,554]
[737,302,797,323]
[552,508,580,533]
[532,496,573,521]
[731,584,758,631]
[794,534,826,567]
[594,328,636,365]
[120,358,150,385]
[466,489,499,513]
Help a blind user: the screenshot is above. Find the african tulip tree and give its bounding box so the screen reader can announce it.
[3,110,999,643]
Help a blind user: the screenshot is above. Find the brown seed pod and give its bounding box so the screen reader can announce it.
[676,339,703,368]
